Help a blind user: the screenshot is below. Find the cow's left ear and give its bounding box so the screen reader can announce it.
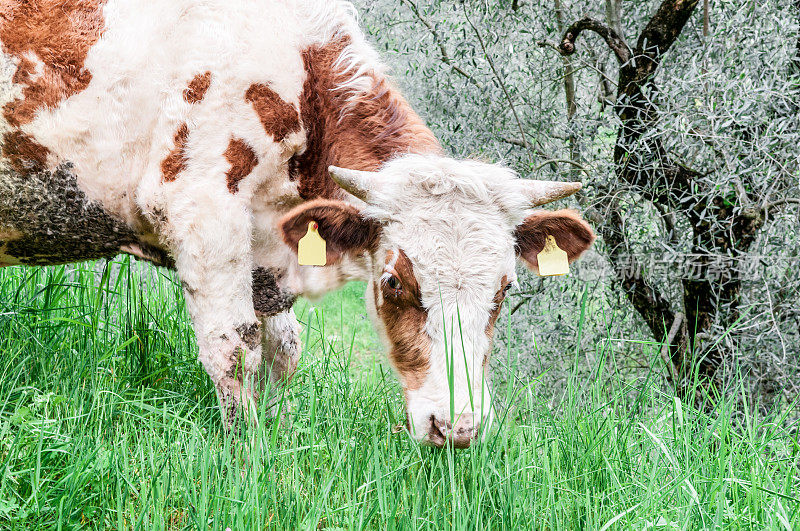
[514,210,595,273]
[280,199,381,265]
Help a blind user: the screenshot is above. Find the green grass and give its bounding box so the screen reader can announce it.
[0,257,797,529]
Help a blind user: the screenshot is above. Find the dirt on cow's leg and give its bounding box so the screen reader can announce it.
[189,318,264,434]
[179,277,264,433]
[258,308,301,420]
[214,371,257,434]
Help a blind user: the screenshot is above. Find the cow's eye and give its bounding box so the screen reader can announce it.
[386,275,402,293]
[502,283,512,294]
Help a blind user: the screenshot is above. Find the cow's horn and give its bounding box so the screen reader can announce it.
[328,166,377,202]
[521,180,582,206]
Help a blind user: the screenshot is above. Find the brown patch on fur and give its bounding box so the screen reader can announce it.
[11,55,35,86]
[223,137,258,193]
[2,130,49,172]
[183,71,211,104]
[514,210,595,273]
[485,275,509,338]
[245,83,300,143]
[280,199,380,265]
[161,123,190,182]
[291,37,442,200]
[371,279,380,312]
[377,249,430,390]
[0,1,106,127]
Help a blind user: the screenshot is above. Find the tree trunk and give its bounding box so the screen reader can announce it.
[558,1,709,386]
[553,0,794,392]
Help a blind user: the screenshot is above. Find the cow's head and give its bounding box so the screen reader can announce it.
[281,155,594,447]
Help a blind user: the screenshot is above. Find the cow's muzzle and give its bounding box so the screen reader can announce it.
[423,415,481,449]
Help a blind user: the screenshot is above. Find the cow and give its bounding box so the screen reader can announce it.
[0,0,594,448]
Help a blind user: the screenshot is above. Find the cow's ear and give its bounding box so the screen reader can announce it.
[514,210,595,273]
[280,199,381,265]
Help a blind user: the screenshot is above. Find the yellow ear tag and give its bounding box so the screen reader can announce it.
[298,221,327,266]
[537,235,569,276]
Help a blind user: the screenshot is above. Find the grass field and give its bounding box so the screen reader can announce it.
[0,257,797,529]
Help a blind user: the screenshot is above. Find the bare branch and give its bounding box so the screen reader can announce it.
[532,158,591,177]
[498,135,552,159]
[795,0,800,74]
[499,135,526,148]
[536,39,561,53]
[554,0,577,120]
[559,17,631,64]
[601,0,623,104]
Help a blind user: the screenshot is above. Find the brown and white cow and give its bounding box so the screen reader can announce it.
[0,0,594,447]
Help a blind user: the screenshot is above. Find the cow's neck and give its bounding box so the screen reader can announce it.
[290,38,441,200]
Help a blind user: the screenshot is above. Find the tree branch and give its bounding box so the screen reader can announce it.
[554,0,588,183]
[499,135,527,148]
[532,158,591,178]
[399,0,480,88]
[558,17,631,64]
[605,0,623,37]
[636,0,701,61]
[795,0,800,74]
[498,135,553,161]
[762,197,800,214]
[463,4,534,166]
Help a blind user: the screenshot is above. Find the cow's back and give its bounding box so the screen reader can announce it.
[0,0,357,266]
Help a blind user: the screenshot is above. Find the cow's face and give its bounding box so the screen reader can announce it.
[281,155,594,447]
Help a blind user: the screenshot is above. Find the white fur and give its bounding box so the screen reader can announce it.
[358,155,531,443]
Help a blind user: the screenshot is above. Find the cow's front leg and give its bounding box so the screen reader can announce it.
[258,308,301,418]
[169,207,262,432]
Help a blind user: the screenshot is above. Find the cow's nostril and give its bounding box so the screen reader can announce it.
[424,416,446,447]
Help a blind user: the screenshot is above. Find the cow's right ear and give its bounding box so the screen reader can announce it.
[514,209,595,273]
[280,199,381,265]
